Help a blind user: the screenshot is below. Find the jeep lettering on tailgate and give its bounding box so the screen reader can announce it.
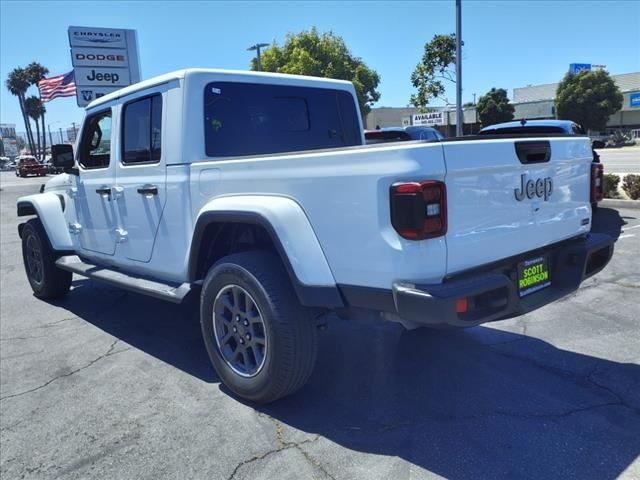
[514,174,553,201]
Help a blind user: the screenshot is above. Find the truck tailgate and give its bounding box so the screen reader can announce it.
[443,137,592,275]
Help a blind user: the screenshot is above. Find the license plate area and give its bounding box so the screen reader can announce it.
[517,256,551,298]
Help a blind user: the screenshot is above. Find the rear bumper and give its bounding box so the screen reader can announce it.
[392,233,614,327]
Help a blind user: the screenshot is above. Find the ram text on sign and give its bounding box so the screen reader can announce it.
[68,26,127,48]
[75,67,131,87]
[75,87,122,108]
[413,112,444,126]
[71,47,129,68]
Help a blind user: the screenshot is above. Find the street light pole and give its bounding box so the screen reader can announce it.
[455,0,463,137]
[247,43,269,71]
[47,121,61,146]
[58,128,63,144]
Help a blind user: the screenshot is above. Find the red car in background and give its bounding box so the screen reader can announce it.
[15,156,47,177]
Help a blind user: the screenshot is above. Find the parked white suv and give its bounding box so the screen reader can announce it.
[17,69,614,403]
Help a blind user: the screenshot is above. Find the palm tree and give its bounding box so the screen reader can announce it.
[25,96,45,159]
[6,67,36,155]
[26,62,49,157]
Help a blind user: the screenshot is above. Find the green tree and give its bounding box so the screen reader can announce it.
[410,34,457,110]
[26,62,49,157]
[476,88,515,127]
[25,96,46,159]
[6,67,36,155]
[555,70,623,132]
[252,28,381,116]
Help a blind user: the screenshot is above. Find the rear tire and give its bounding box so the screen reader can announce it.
[200,251,318,404]
[21,218,72,299]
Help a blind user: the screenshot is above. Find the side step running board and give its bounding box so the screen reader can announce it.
[55,255,192,304]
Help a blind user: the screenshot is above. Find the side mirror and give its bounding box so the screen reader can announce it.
[592,140,605,149]
[51,144,75,169]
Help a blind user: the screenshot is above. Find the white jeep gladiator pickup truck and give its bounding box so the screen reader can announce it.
[17,69,614,403]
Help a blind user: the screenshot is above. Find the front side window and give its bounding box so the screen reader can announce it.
[79,110,111,169]
[204,82,361,157]
[122,94,162,164]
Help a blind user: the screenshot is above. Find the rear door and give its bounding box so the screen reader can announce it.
[443,137,592,274]
[114,92,167,262]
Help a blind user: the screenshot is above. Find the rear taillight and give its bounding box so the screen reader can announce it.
[390,181,447,240]
[591,163,604,203]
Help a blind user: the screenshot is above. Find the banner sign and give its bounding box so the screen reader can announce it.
[68,26,140,107]
[413,112,444,126]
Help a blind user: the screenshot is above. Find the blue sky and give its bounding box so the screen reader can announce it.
[1,0,639,130]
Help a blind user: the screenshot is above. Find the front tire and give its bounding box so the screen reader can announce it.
[21,218,72,299]
[200,251,318,404]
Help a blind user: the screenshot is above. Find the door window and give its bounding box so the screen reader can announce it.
[122,94,162,164]
[79,110,112,169]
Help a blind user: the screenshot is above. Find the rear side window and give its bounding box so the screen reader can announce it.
[204,82,361,157]
[122,94,162,164]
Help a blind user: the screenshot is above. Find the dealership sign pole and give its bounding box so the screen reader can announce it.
[68,26,141,107]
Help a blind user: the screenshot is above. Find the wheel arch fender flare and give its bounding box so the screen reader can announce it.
[187,195,343,308]
[17,193,73,251]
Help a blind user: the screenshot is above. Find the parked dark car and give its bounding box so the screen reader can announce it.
[365,126,444,144]
[478,119,586,136]
[479,120,604,208]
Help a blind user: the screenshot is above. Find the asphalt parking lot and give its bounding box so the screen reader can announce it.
[1,172,639,479]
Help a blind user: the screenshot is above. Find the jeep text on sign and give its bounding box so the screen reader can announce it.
[71,47,129,68]
[75,67,131,87]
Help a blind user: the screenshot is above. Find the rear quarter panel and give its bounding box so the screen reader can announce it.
[189,142,448,289]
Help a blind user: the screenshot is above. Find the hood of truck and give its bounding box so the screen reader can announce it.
[442,137,592,275]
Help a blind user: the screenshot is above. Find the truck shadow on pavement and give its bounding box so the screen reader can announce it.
[48,207,637,479]
[254,318,640,480]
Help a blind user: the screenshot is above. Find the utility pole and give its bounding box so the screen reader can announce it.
[247,43,269,71]
[455,0,463,137]
[48,125,53,147]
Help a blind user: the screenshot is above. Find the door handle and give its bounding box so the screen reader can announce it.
[95,187,111,197]
[137,185,158,196]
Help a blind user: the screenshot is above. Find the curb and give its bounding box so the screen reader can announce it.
[601,199,640,210]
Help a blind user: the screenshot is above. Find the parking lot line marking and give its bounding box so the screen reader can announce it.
[623,224,640,231]
[618,234,635,239]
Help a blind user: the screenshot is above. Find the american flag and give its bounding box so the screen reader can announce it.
[38,71,76,103]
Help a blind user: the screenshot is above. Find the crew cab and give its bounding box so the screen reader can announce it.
[17,69,615,403]
[16,155,47,177]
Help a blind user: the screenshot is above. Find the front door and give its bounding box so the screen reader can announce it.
[75,108,118,256]
[114,93,167,262]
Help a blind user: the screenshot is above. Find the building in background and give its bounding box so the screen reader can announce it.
[0,123,19,159]
[366,71,640,137]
